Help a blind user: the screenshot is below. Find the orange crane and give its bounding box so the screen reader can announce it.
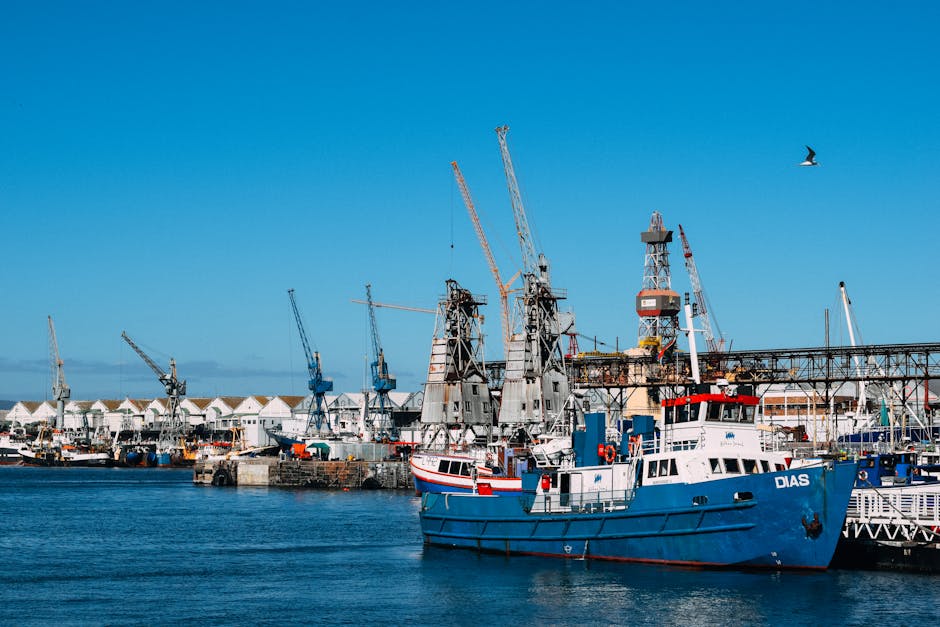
[451,160,518,358]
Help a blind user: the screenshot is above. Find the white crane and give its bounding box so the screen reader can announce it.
[48,315,70,430]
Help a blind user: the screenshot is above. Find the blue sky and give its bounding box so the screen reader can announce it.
[2,2,938,401]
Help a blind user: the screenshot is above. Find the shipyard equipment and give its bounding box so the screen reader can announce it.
[451,160,517,357]
[494,125,571,436]
[288,288,334,433]
[120,331,186,434]
[48,315,70,430]
[365,284,397,439]
[636,211,681,353]
[420,279,495,447]
[678,224,725,352]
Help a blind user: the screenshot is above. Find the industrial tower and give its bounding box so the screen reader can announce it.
[494,125,571,437]
[419,279,495,448]
[636,211,681,352]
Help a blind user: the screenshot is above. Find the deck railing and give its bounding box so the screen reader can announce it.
[524,487,636,514]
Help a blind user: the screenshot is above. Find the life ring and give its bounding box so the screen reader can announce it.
[857,470,868,482]
[604,444,617,464]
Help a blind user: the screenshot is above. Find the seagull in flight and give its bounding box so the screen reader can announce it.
[799,146,819,166]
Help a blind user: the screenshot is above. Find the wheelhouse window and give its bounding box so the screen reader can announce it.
[760,460,770,473]
[669,459,678,476]
[437,460,449,473]
[659,460,670,477]
[743,459,758,474]
[665,403,696,424]
[723,458,741,473]
[647,460,659,478]
[709,458,722,473]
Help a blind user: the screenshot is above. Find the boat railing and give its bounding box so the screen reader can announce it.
[524,487,636,515]
[846,487,940,526]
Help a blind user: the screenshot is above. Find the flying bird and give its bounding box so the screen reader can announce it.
[799,146,818,166]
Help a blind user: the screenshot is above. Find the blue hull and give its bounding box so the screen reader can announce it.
[414,477,474,495]
[420,461,857,570]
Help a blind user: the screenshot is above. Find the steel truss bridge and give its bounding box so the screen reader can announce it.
[485,342,940,396]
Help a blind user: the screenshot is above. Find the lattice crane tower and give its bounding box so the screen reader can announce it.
[636,211,681,351]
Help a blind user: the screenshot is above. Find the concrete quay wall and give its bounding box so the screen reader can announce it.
[194,457,414,490]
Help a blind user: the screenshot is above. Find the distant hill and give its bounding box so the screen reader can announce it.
[0,400,16,410]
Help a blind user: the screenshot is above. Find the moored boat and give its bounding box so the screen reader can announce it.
[419,385,858,570]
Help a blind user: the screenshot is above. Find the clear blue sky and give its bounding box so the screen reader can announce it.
[2,2,938,401]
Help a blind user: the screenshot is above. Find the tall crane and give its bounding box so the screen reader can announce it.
[493,125,570,438]
[495,125,540,278]
[288,289,334,433]
[451,160,518,356]
[365,284,396,439]
[121,331,186,433]
[678,224,725,352]
[48,315,70,430]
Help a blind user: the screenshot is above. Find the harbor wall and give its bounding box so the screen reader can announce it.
[194,457,414,490]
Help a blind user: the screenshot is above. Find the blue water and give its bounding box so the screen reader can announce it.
[0,467,935,626]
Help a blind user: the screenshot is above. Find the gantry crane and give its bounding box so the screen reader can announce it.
[365,284,396,439]
[451,160,518,357]
[121,331,186,433]
[288,288,334,433]
[48,315,70,430]
[677,224,725,352]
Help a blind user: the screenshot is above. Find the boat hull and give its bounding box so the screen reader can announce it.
[420,461,857,570]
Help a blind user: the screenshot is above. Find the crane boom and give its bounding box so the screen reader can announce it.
[48,315,70,430]
[365,284,396,439]
[450,160,517,356]
[350,299,435,314]
[121,331,166,378]
[678,224,725,352]
[495,125,538,276]
[288,289,333,432]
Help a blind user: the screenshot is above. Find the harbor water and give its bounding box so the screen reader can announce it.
[0,467,935,626]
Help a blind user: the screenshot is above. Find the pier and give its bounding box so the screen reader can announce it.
[194,457,415,490]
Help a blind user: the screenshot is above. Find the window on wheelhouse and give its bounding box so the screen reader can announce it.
[438,460,449,473]
[659,460,670,477]
[760,460,770,473]
[648,460,659,478]
[665,403,697,425]
[709,458,722,473]
[723,458,741,473]
[743,459,758,474]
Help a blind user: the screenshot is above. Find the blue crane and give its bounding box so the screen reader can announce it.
[365,284,396,439]
[288,288,333,432]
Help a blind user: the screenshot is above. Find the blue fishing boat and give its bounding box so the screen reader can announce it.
[419,385,858,570]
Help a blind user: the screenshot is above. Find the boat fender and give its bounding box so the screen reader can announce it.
[540,474,551,491]
[857,470,868,482]
[605,444,617,464]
